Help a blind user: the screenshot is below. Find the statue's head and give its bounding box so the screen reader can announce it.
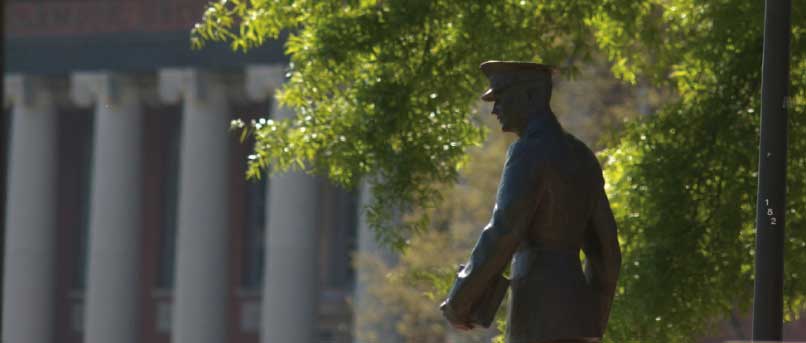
[479,61,555,134]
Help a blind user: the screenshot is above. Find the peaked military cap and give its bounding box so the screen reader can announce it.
[479,61,556,102]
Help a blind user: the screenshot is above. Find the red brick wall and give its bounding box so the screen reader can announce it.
[699,309,806,342]
[6,0,210,38]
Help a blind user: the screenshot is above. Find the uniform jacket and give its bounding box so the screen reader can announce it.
[442,114,621,343]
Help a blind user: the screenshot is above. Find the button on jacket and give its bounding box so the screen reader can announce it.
[443,114,621,343]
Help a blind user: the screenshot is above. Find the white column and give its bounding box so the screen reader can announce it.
[636,79,651,116]
[353,180,377,319]
[352,180,401,343]
[73,73,143,343]
[2,75,58,343]
[160,69,231,343]
[247,65,322,343]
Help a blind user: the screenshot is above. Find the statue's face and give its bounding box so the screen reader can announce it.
[491,85,529,133]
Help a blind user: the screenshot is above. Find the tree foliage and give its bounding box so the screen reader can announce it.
[192,0,806,341]
[192,0,614,249]
[594,1,806,341]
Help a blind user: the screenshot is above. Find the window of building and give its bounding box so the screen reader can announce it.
[240,174,267,290]
[239,299,261,332]
[155,301,173,333]
[56,107,94,339]
[58,109,94,291]
[156,110,181,289]
[320,184,359,290]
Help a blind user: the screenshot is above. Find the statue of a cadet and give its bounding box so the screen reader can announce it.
[440,61,622,343]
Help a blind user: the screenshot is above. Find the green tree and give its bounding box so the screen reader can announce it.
[353,112,513,343]
[192,1,806,341]
[193,0,612,249]
[591,2,806,342]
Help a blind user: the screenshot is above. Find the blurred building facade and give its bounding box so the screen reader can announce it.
[3,1,367,343]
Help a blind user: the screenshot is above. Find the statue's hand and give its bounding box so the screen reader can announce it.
[440,300,474,331]
[450,322,474,331]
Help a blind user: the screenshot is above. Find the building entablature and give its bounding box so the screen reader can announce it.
[5,66,291,113]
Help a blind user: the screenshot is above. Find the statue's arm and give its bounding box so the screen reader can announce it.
[583,186,622,330]
[442,141,541,321]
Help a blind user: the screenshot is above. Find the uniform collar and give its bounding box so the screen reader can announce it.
[522,113,562,138]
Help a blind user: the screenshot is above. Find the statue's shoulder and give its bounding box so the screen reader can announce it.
[558,131,594,159]
[506,137,550,172]
[562,132,605,185]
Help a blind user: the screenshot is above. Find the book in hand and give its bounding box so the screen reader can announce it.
[468,271,510,328]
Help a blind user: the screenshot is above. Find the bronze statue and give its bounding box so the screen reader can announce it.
[440,61,622,343]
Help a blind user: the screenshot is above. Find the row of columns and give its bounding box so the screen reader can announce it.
[2,66,324,343]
